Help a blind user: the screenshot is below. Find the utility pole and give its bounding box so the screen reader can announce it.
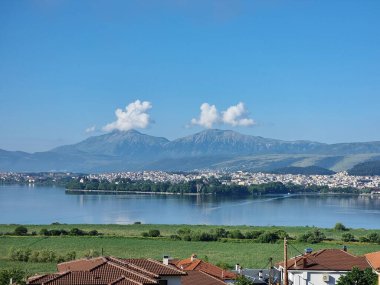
[284,238,288,285]
[268,257,273,285]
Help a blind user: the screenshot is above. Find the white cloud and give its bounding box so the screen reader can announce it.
[103,100,152,132]
[222,102,255,126]
[191,102,255,128]
[85,126,96,133]
[191,103,219,128]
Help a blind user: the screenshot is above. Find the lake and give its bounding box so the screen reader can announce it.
[1,185,379,228]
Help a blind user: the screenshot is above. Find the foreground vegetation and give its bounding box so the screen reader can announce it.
[1,224,380,275]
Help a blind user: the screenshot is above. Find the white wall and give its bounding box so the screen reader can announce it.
[289,271,347,285]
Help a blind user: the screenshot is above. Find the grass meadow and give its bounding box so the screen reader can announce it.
[0,224,379,275]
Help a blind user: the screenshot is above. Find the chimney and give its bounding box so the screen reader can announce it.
[258,271,263,280]
[191,254,197,262]
[235,264,240,271]
[343,246,347,252]
[9,278,13,285]
[163,255,170,265]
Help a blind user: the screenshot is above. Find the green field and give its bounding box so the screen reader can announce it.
[1,224,379,275]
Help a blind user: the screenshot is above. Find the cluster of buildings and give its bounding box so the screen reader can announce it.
[26,249,380,285]
[229,171,380,190]
[86,171,380,190]
[1,170,380,190]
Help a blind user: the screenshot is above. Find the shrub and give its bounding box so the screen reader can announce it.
[257,232,280,244]
[148,229,160,237]
[40,228,50,236]
[227,230,245,239]
[199,232,217,242]
[9,248,31,262]
[0,268,26,285]
[88,230,99,236]
[334,223,348,231]
[70,228,85,236]
[298,229,326,244]
[214,228,228,238]
[38,250,56,263]
[141,232,149,237]
[367,233,380,243]
[14,226,28,236]
[342,233,356,242]
[84,250,100,258]
[170,235,181,240]
[182,235,191,241]
[245,230,263,239]
[359,236,370,243]
[177,228,191,236]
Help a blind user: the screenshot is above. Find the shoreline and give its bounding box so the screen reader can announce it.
[65,188,379,197]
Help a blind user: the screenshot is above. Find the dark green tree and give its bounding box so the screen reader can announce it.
[14,226,28,236]
[336,267,377,285]
[0,268,26,285]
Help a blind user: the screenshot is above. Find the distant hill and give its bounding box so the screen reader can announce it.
[270,166,336,175]
[348,160,380,176]
[1,129,380,172]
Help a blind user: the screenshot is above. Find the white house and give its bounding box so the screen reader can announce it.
[276,248,371,285]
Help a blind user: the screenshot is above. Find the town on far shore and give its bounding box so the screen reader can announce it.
[1,170,380,191]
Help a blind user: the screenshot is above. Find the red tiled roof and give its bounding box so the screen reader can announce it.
[365,251,380,271]
[27,256,185,285]
[28,274,62,285]
[277,249,370,271]
[175,257,237,280]
[112,258,185,276]
[57,257,107,272]
[181,271,227,285]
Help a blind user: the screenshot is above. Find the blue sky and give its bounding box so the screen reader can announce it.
[0,0,379,152]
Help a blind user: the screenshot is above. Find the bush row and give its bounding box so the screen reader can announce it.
[167,228,289,243]
[39,228,101,236]
[0,226,102,236]
[9,248,76,263]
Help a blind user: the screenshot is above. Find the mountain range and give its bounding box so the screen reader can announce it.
[1,129,380,173]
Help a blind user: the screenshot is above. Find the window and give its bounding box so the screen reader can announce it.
[158,280,168,285]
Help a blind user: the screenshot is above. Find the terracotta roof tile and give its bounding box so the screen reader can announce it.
[111,258,185,276]
[365,251,380,271]
[57,257,107,272]
[278,249,370,271]
[174,257,237,280]
[28,274,61,285]
[28,257,185,285]
[181,271,227,285]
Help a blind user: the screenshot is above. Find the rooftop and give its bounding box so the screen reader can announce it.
[277,249,370,271]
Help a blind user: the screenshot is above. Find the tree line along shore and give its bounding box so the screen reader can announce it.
[66,179,372,195]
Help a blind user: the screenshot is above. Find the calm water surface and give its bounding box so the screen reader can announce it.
[1,185,379,228]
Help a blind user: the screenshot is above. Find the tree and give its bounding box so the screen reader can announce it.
[342,233,356,242]
[337,267,377,285]
[334,223,348,231]
[14,226,28,236]
[0,268,25,285]
[234,275,254,285]
[148,229,160,237]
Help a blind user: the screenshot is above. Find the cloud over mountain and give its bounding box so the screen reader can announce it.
[103,100,152,132]
[191,103,219,128]
[222,102,255,126]
[191,102,255,128]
